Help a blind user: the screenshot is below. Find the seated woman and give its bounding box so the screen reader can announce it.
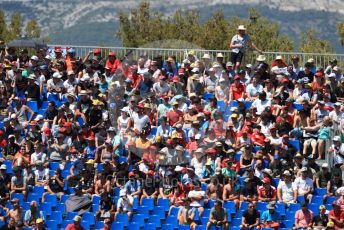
[96,192,115,222]
[178,198,196,230]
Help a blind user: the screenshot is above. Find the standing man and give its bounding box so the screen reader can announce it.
[229,25,262,73]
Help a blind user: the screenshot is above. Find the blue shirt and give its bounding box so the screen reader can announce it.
[112,135,123,156]
[261,210,281,222]
[124,180,141,195]
[85,146,97,160]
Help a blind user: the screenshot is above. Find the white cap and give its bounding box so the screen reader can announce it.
[321,163,329,168]
[52,72,62,78]
[0,165,6,170]
[333,136,341,142]
[119,190,126,197]
[195,133,202,140]
[34,115,43,121]
[301,167,308,172]
[10,114,16,119]
[31,56,39,61]
[191,67,199,73]
[219,78,226,83]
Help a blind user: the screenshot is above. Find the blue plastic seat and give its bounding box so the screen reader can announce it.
[144,222,157,230]
[293,103,302,111]
[116,213,129,227]
[40,202,52,216]
[200,216,209,225]
[297,195,305,203]
[95,221,104,229]
[195,225,207,230]
[239,201,249,211]
[289,203,301,212]
[65,212,78,221]
[284,211,296,221]
[203,93,215,101]
[178,225,190,230]
[82,212,95,226]
[245,101,252,109]
[45,220,57,230]
[202,208,210,217]
[45,194,57,208]
[151,127,157,136]
[289,139,300,152]
[257,202,268,212]
[311,195,323,205]
[92,195,101,205]
[152,206,165,219]
[40,101,49,109]
[131,214,145,227]
[61,220,73,229]
[282,220,294,228]
[26,101,38,112]
[276,202,286,216]
[165,216,178,228]
[148,215,161,228]
[49,162,60,171]
[229,101,238,108]
[223,201,235,216]
[50,211,62,224]
[11,193,24,205]
[231,218,242,226]
[161,224,174,230]
[119,156,127,164]
[137,205,150,217]
[157,198,170,212]
[92,204,99,213]
[315,188,327,197]
[170,207,180,216]
[22,202,30,212]
[111,222,124,230]
[60,194,70,203]
[3,160,13,174]
[27,193,41,203]
[81,221,90,230]
[33,186,45,197]
[55,203,65,213]
[308,203,320,215]
[142,197,154,210]
[128,222,140,230]
[217,100,226,112]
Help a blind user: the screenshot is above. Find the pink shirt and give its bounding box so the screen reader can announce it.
[295,209,313,227]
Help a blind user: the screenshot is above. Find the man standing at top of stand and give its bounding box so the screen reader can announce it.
[230,25,262,73]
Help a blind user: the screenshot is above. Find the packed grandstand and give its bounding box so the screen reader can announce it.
[0,25,343,230]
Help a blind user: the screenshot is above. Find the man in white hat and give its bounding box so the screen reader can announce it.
[47,72,64,99]
[229,25,262,72]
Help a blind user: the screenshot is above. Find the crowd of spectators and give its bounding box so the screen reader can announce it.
[0,25,343,230]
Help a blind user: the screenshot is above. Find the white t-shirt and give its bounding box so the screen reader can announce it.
[153,82,170,95]
[47,79,64,91]
[278,181,294,203]
[117,195,134,212]
[131,113,149,132]
[246,83,263,97]
[231,34,250,53]
[252,99,271,115]
[188,190,206,207]
[293,177,313,195]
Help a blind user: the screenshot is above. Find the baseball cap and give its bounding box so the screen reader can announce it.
[301,167,308,172]
[73,216,82,222]
[128,172,135,177]
[262,177,271,184]
[0,165,6,170]
[36,218,43,224]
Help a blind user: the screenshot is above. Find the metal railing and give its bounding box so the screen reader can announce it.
[48,45,344,68]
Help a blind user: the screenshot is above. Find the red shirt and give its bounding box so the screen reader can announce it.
[129,74,142,88]
[106,59,120,74]
[230,83,246,100]
[166,109,183,126]
[251,132,266,146]
[65,224,85,230]
[258,185,276,198]
[328,210,344,228]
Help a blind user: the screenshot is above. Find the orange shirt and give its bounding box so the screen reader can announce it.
[106,59,120,74]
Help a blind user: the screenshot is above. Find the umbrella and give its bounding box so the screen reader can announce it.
[7,38,47,49]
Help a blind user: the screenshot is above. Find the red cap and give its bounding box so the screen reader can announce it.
[315,72,324,78]
[43,128,51,136]
[137,103,144,109]
[147,170,155,175]
[0,130,3,136]
[29,121,38,125]
[55,48,62,53]
[93,48,101,54]
[206,148,217,154]
[64,122,72,127]
[172,76,180,82]
[234,75,240,80]
[204,111,211,116]
[281,78,289,83]
[108,52,115,56]
[128,172,135,177]
[178,68,185,75]
[262,177,271,184]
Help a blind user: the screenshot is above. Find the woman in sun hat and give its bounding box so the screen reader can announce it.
[229,25,262,72]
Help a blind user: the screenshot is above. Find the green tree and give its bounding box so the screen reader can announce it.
[25,20,40,38]
[0,10,7,42]
[299,29,333,53]
[8,13,23,41]
[337,22,344,46]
